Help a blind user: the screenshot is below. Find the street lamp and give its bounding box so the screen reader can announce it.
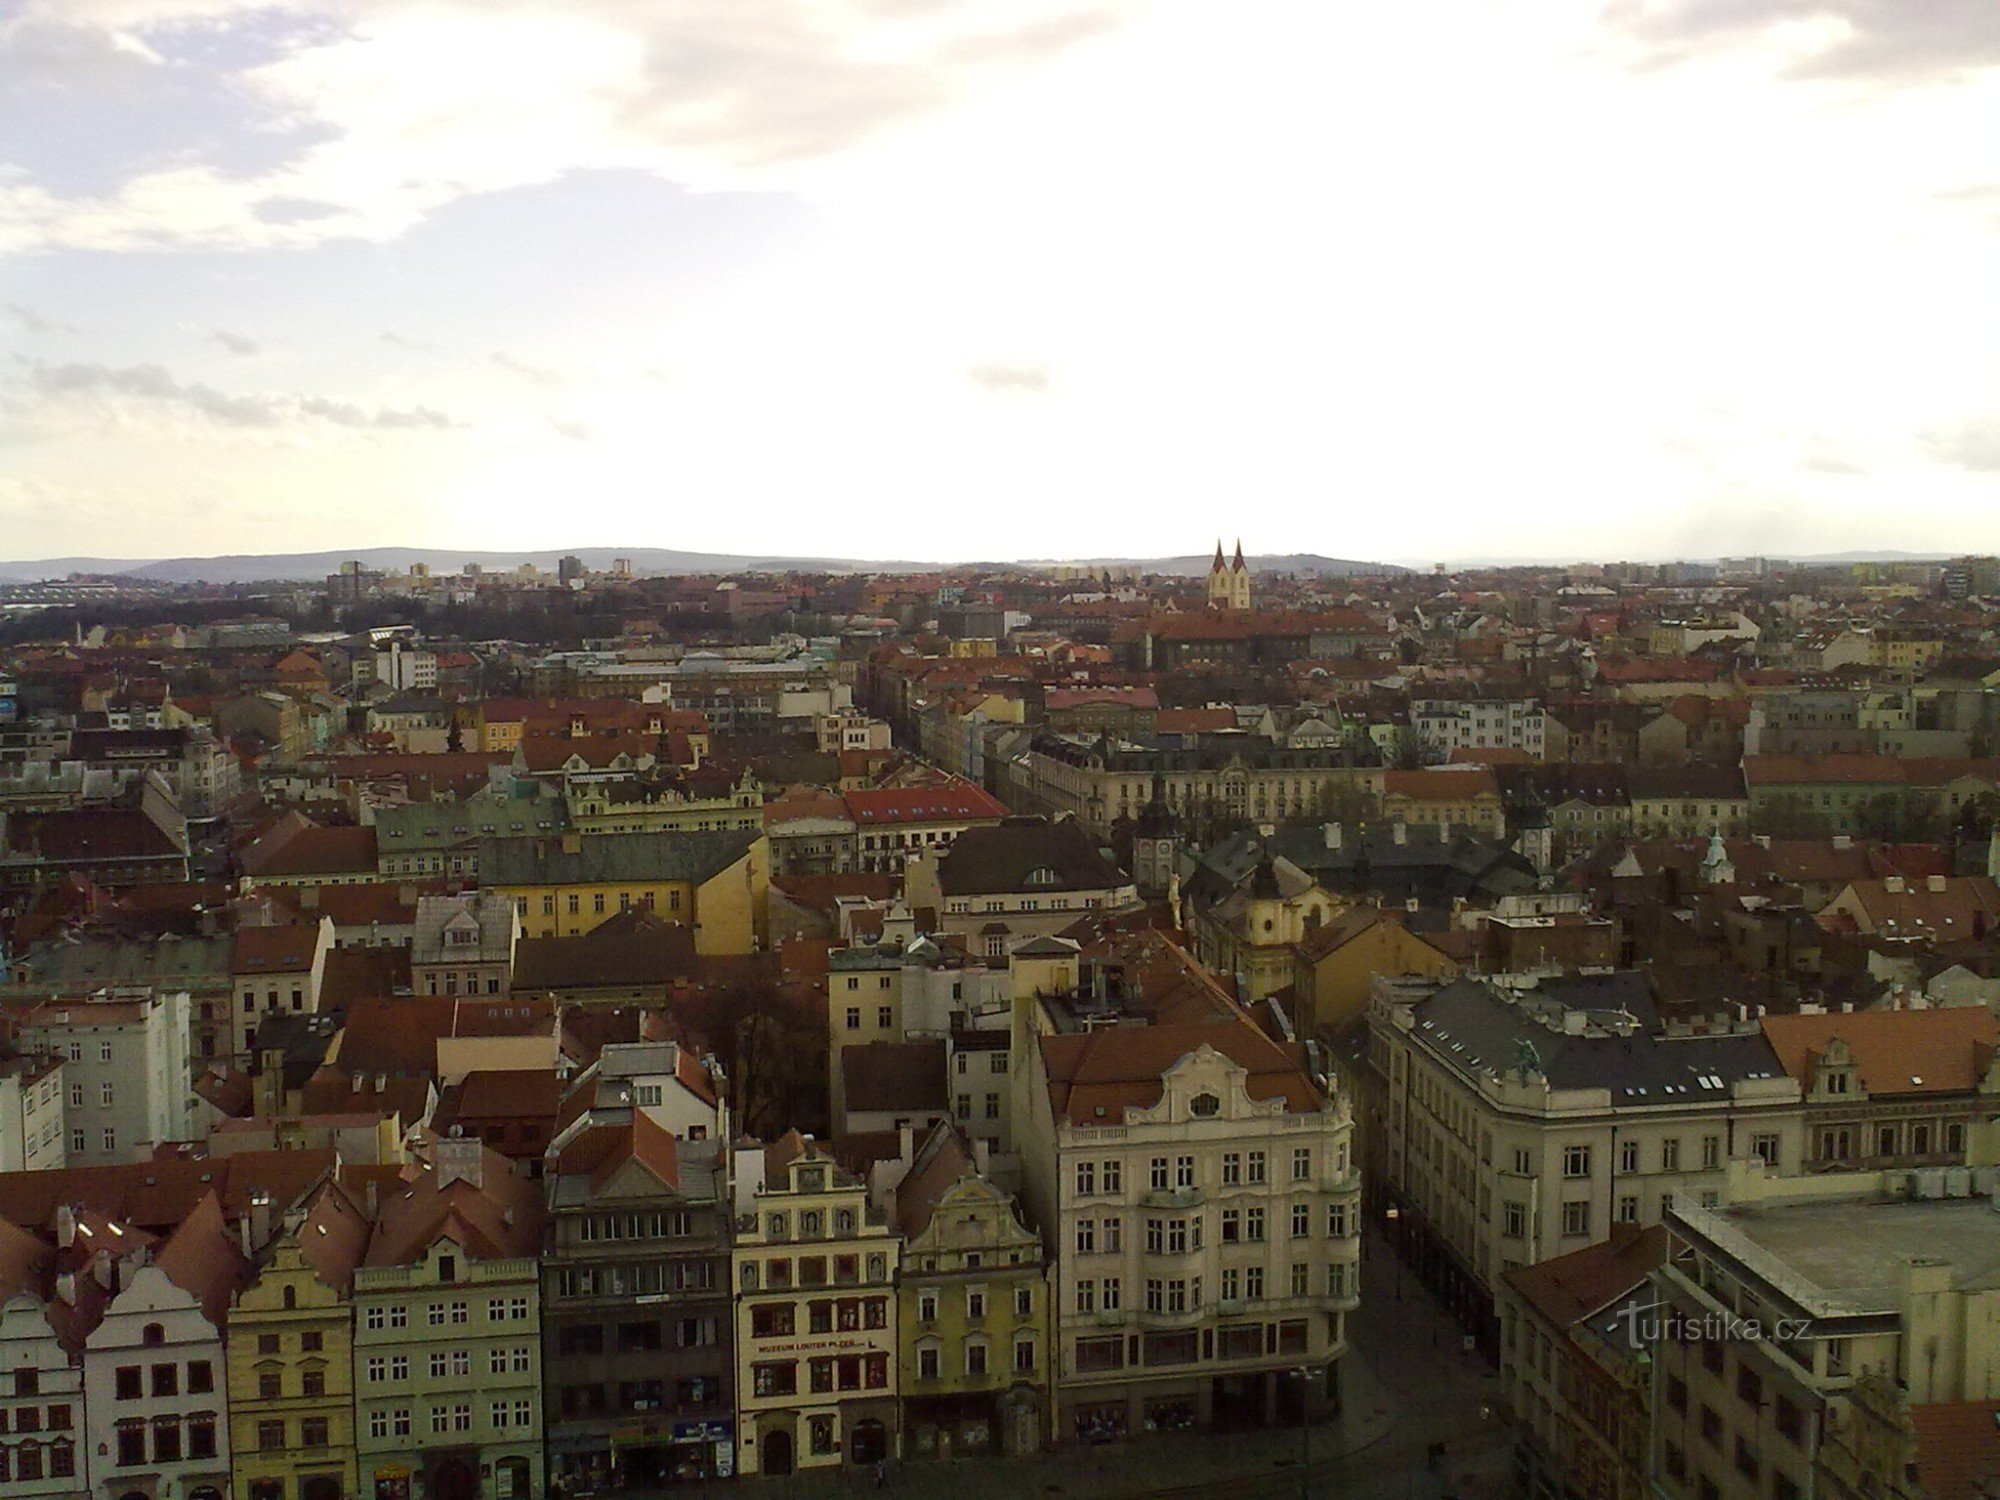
[1289,1364,1318,1500]
[1385,1207,1403,1301]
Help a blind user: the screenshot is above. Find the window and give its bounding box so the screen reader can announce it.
[1617,1195,1639,1223]
[1562,1145,1591,1178]
[188,1360,213,1393]
[1075,1219,1096,1254]
[1247,1151,1266,1184]
[1221,1153,1241,1185]
[1103,1158,1121,1192]
[115,1366,142,1400]
[150,1364,178,1397]
[1561,1200,1591,1237]
[1076,1161,1096,1196]
[966,1341,989,1376]
[1150,1157,1169,1190]
[845,1007,860,1030]
[118,1423,146,1466]
[1292,1147,1312,1181]
[1102,1276,1121,1310]
[1245,1207,1265,1242]
[1015,1285,1033,1317]
[1290,1204,1311,1238]
[1751,1134,1780,1168]
[877,1005,893,1028]
[1618,1139,1639,1173]
[753,1362,797,1397]
[1702,1135,1721,1169]
[1014,1336,1037,1372]
[1176,1155,1195,1188]
[1076,1280,1095,1314]
[258,1419,286,1452]
[918,1345,940,1380]
[967,1288,987,1319]
[1326,1202,1348,1238]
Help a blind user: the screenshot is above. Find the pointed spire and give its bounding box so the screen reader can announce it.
[1232,539,1247,572]
[1213,539,1226,571]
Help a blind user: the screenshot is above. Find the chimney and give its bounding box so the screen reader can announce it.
[1832,834,1852,849]
[365,1180,379,1219]
[1563,1010,1586,1035]
[1393,821,1408,846]
[91,1252,113,1290]
[56,1271,76,1305]
[249,1191,273,1250]
[1439,820,1450,844]
[56,1203,76,1249]
[1927,875,1948,893]
[374,1073,388,1093]
[1323,823,1342,851]
[898,1122,914,1166]
[435,1136,483,1189]
[1885,876,1906,894]
[973,1137,992,1175]
[238,1212,252,1259]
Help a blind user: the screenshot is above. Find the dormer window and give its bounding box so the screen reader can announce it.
[1190,1093,1220,1118]
[1023,867,1061,888]
[1825,1071,1850,1095]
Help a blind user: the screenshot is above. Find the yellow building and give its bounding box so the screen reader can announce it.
[732,1132,901,1478]
[891,1123,1051,1461]
[565,770,763,837]
[1185,854,1341,1004]
[479,828,769,953]
[1290,907,1461,1033]
[1379,767,1507,838]
[228,1177,371,1500]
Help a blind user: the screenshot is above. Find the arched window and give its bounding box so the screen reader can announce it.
[141,1323,165,1347]
[282,1285,297,1310]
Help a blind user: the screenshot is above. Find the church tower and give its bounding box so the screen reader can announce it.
[1207,539,1252,610]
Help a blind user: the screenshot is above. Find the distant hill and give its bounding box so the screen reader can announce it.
[1023,553,1405,578]
[0,546,1405,585]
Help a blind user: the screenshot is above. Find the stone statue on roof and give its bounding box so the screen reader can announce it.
[1512,1036,1543,1082]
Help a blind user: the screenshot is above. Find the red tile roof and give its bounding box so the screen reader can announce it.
[843,781,1009,827]
[1761,1007,1998,1096]
[1038,1016,1321,1126]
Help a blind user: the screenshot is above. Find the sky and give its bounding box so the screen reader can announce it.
[3,0,1999,568]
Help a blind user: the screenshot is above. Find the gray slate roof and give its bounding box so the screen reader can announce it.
[1409,976,1785,1103]
[480,828,759,887]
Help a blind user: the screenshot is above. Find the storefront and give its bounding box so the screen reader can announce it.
[549,1421,735,1492]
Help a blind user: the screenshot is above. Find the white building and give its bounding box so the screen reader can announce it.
[0,1219,83,1496]
[374,643,438,692]
[80,1193,245,1500]
[0,1054,66,1173]
[16,991,196,1166]
[1410,697,1547,759]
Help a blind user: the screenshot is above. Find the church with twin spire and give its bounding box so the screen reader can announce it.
[1206,539,1252,610]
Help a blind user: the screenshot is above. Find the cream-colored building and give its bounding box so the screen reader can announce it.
[1366,974,1803,1338]
[730,1133,901,1478]
[1010,942,1359,1441]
